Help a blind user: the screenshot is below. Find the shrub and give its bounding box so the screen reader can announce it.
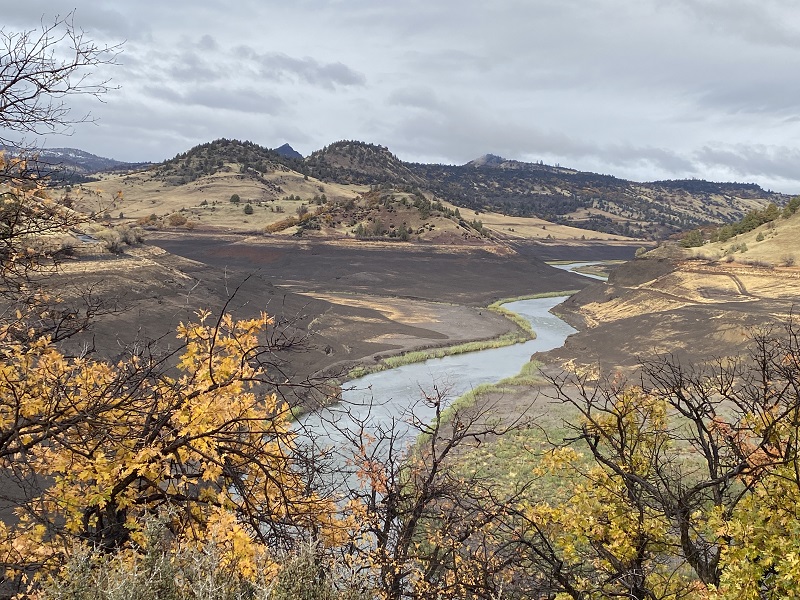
[783,196,800,218]
[265,217,298,233]
[56,235,77,256]
[118,225,144,245]
[95,229,123,254]
[230,193,240,203]
[244,203,254,215]
[137,214,159,226]
[39,520,370,600]
[744,259,772,268]
[167,213,187,227]
[680,229,704,248]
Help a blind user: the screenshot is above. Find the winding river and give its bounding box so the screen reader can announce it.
[298,263,601,470]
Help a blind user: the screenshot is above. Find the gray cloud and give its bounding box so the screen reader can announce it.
[695,144,800,182]
[143,85,286,115]
[387,87,441,111]
[166,51,224,83]
[6,1,800,193]
[669,0,800,50]
[197,34,217,51]
[236,48,366,89]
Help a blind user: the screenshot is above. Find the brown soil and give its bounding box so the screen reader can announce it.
[463,256,800,446]
[50,234,629,383]
[540,257,800,374]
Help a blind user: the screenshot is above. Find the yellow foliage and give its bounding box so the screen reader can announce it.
[710,465,800,599]
[0,310,345,586]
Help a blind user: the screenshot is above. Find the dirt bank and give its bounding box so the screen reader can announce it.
[47,234,592,382]
[539,256,800,374]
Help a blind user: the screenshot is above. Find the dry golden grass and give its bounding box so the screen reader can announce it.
[577,260,800,330]
[61,162,642,244]
[687,210,800,267]
[441,201,637,242]
[62,164,366,232]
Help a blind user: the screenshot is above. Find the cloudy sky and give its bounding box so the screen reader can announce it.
[5,1,800,192]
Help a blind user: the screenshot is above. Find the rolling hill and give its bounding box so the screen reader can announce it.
[2,146,148,184]
[47,138,792,241]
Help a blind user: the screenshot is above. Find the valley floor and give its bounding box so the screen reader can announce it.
[52,233,635,384]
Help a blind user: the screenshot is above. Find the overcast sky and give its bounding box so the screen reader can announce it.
[5,1,800,192]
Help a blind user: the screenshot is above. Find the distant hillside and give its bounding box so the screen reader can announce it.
[305,141,424,185]
[410,158,785,239]
[4,146,146,184]
[150,138,305,186]
[54,138,793,240]
[300,143,787,239]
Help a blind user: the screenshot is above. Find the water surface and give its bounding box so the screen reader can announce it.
[298,295,577,470]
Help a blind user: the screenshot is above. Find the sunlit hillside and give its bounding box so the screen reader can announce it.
[686,202,800,266]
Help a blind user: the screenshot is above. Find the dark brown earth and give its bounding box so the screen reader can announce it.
[51,234,636,383]
[539,256,800,374]
[146,232,618,305]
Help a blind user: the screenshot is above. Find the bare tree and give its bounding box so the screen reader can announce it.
[0,12,120,147]
[525,319,800,597]
[0,13,121,335]
[302,385,536,600]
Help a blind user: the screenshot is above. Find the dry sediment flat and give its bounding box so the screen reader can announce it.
[50,233,615,379]
[542,258,800,375]
[146,231,599,306]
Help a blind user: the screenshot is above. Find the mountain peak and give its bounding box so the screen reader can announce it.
[273,143,303,160]
[467,153,507,167]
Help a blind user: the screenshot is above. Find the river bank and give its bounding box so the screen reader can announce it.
[299,292,582,459]
[343,289,581,379]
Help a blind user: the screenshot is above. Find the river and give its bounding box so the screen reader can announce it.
[298,263,600,477]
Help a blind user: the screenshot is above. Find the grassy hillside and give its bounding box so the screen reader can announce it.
[59,139,636,244]
[53,137,789,243]
[411,159,782,239]
[685,199,800,266]
[64,160,365,233]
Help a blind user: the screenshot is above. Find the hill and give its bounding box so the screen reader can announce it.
[305,140,424,185]
[300,142,789,239]
[64,140,631,245]
[410,156,784,239]
[150,138,305,186]
[3,146,147,184]
[683,198,800,266]
[50,138,792,242]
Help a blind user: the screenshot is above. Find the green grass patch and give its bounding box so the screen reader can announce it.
[488,290,582,305]
[346,333,527,379]
[488,305,534,336]
[345,290,577,381]
[437,360,546,420]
